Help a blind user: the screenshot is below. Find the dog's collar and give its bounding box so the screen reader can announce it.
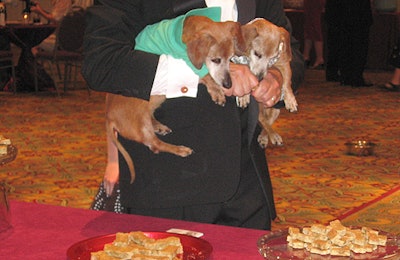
[267,41,284,68]
[230,40,284,68]
[230,55,250,65]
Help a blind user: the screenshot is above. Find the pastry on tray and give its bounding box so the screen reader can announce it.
[91,231,183,260]
[0,144,7,155]
[0,135,11,156]
[287,220,387,257]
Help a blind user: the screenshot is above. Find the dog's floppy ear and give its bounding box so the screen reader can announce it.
[241,23,259,50]
[227,21,247,55]
[185,33,216,69]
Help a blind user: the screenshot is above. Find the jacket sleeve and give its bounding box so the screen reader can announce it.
[82,0,206,99]
[256,0,304,95]
[81,0,169,99]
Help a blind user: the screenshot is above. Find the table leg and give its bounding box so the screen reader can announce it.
[14,49,55,92]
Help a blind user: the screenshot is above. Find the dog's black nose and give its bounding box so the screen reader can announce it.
[223,75,232,89]
[257,73,264,82]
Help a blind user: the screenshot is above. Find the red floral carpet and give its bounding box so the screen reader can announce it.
[268,69,400,234]
[0,69,399,235]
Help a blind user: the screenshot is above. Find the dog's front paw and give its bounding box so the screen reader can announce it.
[210,90,226,106]
[284,96,298,112]
[237,94,250,108]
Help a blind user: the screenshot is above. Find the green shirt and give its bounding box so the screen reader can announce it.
[134,7,222,78]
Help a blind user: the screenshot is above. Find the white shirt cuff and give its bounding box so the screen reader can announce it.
[151,55,199,98]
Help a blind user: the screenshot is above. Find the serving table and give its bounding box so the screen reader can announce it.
[0,200,267,259]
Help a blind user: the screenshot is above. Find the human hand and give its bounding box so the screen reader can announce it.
[251,68,283,107]
[224,64,282,107]
[223,63,259,97]
[103,162,119,196]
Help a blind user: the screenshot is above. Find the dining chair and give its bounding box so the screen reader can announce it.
[33,6,88,96]
[0,50,16,93]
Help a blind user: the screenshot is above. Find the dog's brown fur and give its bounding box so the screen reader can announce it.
[239,18,298,148]
[106,16,246,183]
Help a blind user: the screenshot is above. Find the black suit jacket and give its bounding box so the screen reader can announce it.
[82,0,303,219]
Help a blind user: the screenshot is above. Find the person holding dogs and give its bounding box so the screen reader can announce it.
[83,0,304,230]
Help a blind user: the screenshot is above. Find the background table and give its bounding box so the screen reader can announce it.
[1,23,56,91]
[0,201,268,259]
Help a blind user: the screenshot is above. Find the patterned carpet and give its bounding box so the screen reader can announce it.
[267,69,400,234]
[0,69,399,236]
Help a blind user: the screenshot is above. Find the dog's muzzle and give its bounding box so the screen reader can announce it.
[223,73,232,89]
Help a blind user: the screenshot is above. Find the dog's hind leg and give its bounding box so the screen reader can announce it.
[145,138,194,157]
[151,117,172,136]
[258,107,283,148]
[146,96,194,156]
[148,95,173,135]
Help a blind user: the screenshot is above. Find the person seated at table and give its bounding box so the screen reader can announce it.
[83,0,304,230]
[30,0,72,56]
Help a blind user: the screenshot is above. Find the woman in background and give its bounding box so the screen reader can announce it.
[30,0,72,56]
[303,0,325,69]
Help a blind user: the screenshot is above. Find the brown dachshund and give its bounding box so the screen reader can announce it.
[239,18,298,148]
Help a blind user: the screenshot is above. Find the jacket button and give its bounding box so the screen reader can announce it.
[181,86,188,93]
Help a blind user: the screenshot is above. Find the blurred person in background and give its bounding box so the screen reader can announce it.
[302,0,325,69]
[379,35,400,92]
[325,0,373,87]
[30,0,72,56]
[378,68,400,92]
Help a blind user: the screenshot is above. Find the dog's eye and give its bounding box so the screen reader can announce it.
[211,58,221,64]
[254,51,262,59]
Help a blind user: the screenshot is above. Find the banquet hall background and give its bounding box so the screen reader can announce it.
[0,0,399,237]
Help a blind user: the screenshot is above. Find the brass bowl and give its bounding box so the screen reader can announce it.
[345,141,376,156]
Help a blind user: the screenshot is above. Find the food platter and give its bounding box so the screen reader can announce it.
[67,231,212,260]
[257,229,399,260]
